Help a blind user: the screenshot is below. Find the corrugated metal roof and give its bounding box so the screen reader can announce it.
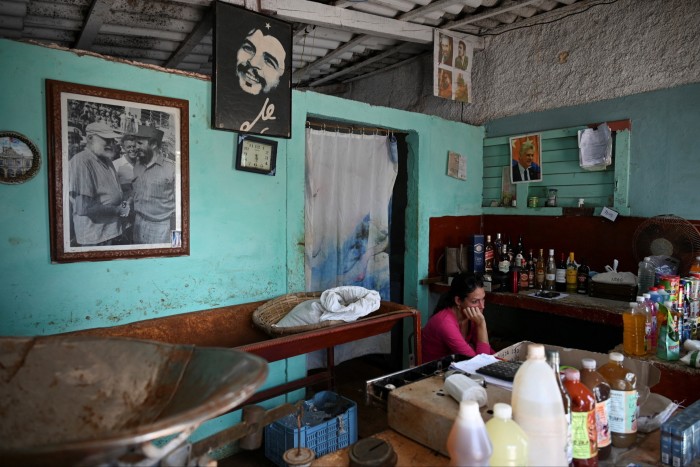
[0,0,588,88]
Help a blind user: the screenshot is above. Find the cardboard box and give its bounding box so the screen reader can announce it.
[496,341,661,393]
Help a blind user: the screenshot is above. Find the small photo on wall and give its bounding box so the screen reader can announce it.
[510,133,542,184]
[212,2,292,138]
[433,30,473,103]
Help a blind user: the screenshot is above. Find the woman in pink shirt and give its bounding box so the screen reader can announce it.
[422,272,494,362]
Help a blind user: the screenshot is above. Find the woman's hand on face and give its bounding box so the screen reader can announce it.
[461,306,485,326]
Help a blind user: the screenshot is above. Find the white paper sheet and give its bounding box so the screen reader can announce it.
[450,354,514,390]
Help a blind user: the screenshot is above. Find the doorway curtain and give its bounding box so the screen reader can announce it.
[304,127,398,367]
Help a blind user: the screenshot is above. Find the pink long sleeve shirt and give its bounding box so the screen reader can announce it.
[422,308,494,362]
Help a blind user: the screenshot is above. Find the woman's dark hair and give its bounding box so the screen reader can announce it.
[433,272,484,315]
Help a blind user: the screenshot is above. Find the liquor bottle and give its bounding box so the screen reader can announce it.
[515,235,524,262]
[485,235,495,274]
[527,249,536,289]
[536,248,546,290]
[555,252,567,292]
[546,350,573,466]
[566,252,577,293]
[545,249,557,291]
[494,244,510,291]
[577,258,590,295]
[506,237,514,263]
[494,233,503,256]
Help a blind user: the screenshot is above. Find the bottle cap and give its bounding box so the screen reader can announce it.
[637,296,645,302]
[549,249,554,255]
[581,358,597,369]
[564,368,580,381]
[493,402,512,419]
[528,343,545,360]
[643,293,651,299]
[609,352,624,362]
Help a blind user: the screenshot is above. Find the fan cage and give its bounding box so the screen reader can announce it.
[632,214,700,276]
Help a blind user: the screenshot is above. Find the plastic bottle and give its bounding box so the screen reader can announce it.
[597,352,638,448]
[623,300,646,356]
[643,293,656,354]
[580,358,612,461]
[546,349,573,466]
[511,344,568,466]
[485,402,529,467]
[637,256,656,295]
[446,399,493,467]
[563,368,598,467]
[657,285,669,307]
[690,256,700,279]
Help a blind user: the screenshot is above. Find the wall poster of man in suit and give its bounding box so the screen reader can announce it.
[433,30,473,103]
[212,2,293,138]
[510,133,542,184]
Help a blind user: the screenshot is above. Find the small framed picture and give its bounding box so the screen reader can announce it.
[0,131,41,184]
[447,151,466,180]
[510,133,542,184]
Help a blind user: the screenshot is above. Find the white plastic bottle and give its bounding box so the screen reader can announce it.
[446,400,493,467]
[511,343,568,466]
[637,256,655,294]
[485,403,528,467]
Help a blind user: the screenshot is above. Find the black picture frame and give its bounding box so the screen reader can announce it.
[0,131,41,184]
[45,79,190,263]
[212,2,293,139]
[235,134,278,176]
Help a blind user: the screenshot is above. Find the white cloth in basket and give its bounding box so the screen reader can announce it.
[314,286,381,322]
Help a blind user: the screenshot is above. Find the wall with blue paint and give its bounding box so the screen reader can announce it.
[485,83,700,219]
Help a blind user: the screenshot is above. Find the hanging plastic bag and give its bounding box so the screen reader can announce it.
[578,123,612,171]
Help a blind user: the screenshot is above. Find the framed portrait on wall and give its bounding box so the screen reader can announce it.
[510,133,542,184]
[212,2,293,138]
[45,79,190,263]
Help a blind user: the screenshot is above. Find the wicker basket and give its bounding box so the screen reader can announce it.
[252,292,344,337]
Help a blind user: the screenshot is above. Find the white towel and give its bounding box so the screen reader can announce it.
[313,286,381,322]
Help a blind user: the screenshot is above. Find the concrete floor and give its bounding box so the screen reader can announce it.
[220,356,392,466]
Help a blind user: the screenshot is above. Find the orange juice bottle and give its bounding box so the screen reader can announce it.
[622,301,646,356]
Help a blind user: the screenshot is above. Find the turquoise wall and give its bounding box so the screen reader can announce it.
[485,83,700,220]
[0,38,484,336]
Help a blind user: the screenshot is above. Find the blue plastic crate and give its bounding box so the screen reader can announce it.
[264,391,358,466]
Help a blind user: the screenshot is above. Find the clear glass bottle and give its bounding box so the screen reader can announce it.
[546,349,573,466]
[545,249,557,291]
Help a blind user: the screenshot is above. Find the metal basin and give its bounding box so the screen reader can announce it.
[0,335,268,465]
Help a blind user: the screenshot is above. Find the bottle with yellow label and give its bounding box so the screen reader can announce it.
[566,251,578,293]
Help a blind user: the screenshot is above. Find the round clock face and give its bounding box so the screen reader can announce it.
[241,140,272,170]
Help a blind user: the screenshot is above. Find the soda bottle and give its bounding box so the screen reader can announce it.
[642,293,656,354]
[446,400,493,467]
[597,352,638,448]
[511,344,568,466]
[485,402,529,467]
[623,300,646,356]
[580,358,612,460]
[563,368,598,467]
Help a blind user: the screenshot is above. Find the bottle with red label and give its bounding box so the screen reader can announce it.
[563,368,598,466]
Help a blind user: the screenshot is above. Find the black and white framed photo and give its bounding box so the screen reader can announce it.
[212,2,292,138]
[45,79,190,263]
[0,131,41,184]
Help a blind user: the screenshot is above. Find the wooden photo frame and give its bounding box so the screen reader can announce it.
[45,79,190,263]
[212,2,293,138]
[0,131,41,184]
[510,133,542,184]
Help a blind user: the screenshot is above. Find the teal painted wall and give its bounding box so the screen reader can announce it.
[485,83,700,220]
[0,38,483,336]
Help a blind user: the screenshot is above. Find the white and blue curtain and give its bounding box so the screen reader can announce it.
[304,128,398,367]
[305,128,398,299]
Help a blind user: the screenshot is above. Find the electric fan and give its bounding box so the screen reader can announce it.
[632,214,700,276]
